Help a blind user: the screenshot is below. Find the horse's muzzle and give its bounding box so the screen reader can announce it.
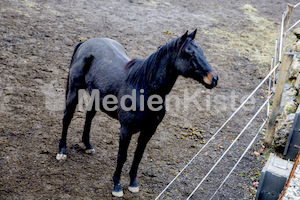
[203,72,218,89]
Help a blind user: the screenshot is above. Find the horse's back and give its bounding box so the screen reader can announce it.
[69,38,130,96]
[74,38,130,67]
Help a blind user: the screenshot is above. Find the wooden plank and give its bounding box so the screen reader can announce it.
[278,151,300,199]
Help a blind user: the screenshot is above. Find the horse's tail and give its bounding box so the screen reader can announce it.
[65,41,85,100]
[70,41,85,65]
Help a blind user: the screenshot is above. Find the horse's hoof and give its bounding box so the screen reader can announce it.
[112,190,124,197]
[85,148,95,154]
[112,184,123,197]
[128,186,139,193]
[129,177,139,193]
[56,153,67,160]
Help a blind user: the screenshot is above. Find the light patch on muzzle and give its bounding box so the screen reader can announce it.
[203,72,215,85]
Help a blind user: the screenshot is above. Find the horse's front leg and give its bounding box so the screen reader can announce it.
[128,129,155,193]
[112,125,132,197]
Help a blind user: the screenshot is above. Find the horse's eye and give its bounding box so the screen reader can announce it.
[185,47,193,55]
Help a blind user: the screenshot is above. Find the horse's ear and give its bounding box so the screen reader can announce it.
[179,30,188,44]
[188,29,197,40]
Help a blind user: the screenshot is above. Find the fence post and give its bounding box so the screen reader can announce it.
[264,4,294,147]
[264,54,293,146]
[275,5,294,65]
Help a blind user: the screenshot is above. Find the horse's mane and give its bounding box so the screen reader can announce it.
[125,38,179,89]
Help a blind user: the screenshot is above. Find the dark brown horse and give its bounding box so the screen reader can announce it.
[56,30,218,197]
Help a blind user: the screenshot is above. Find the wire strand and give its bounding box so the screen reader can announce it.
[294,2,300,8]
[155,64,280,200]
[209,119,268,200]
[186,95,272,200]
[287,19,300,33]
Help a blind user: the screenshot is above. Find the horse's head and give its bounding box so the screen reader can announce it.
[175,29,218,89]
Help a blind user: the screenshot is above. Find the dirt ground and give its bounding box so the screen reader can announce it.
[1,0,300,199]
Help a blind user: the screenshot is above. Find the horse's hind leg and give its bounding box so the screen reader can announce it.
[56,88,78,160]
[82,109,97,154]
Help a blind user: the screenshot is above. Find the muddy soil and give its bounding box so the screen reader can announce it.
[1,0,300,199]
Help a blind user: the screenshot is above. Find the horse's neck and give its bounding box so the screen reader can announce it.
[145,52,178,97]
[126,46,179,97]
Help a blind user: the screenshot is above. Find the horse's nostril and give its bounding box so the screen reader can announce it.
[212,75,218,86]
[213,75,219,81]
